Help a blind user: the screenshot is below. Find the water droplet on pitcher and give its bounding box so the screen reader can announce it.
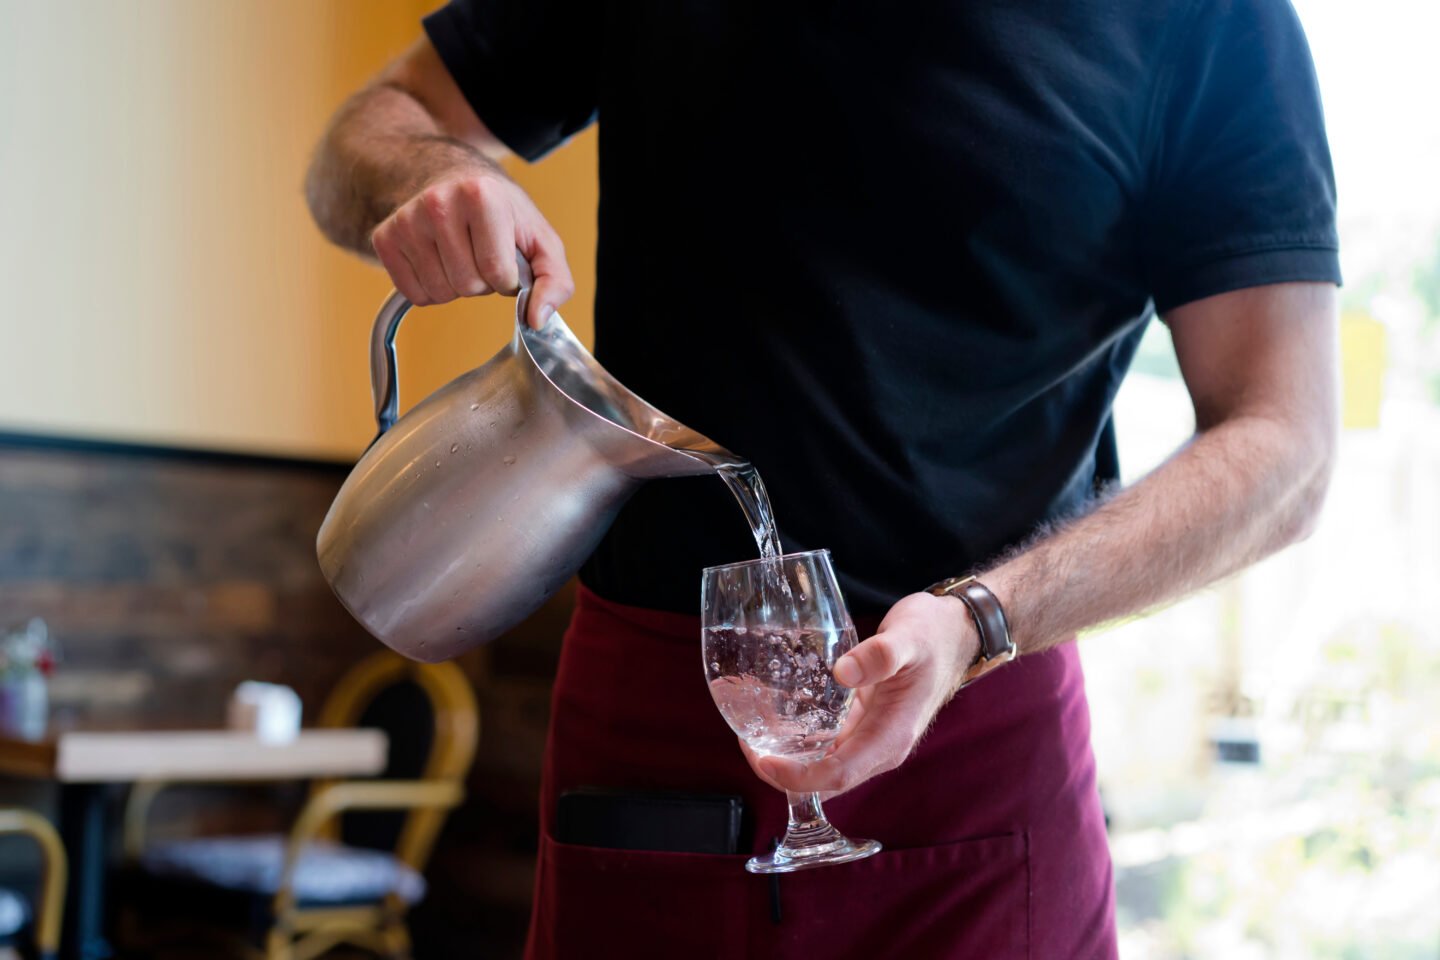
[450,443,459,454]
[768,659,780,672]
[434,459,441,468]
[503,455,517,466]
[470,402,480,411]
[709,661,720,674]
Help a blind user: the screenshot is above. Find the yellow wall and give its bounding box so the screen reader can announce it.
[0,0,597,460]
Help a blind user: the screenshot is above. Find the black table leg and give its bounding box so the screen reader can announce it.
[57,783,111,960]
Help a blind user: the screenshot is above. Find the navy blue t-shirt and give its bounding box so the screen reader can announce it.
[424,0,1340,615]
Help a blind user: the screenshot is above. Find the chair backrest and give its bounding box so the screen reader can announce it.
[0,808,65,959]
[313,651,480,872]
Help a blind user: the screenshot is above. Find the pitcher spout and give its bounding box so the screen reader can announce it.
[516,305,744,479]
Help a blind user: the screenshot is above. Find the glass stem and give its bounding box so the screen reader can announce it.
[782,791,843,854]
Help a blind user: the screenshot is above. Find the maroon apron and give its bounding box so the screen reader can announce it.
[525,586,1117,959]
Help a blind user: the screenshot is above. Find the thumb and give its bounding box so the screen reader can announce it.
[834,631,913,688]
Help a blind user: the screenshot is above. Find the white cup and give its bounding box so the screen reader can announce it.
[227,681,302,744]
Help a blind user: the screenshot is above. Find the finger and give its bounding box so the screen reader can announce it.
[834,630,917,688]
[756,753,849,795]
[462,179,521,295]
[399,238,455,305]
[421,186,488,297]
[752,688,874,792]
[392,205,455,303]
[752,756,840,801]
[760,700,920,795]
[825,702,921,783]
[372,226,431,306]
[464,267,492,297]
[737,740,788,793]
[830,696,867,749]
[521,225,575,329]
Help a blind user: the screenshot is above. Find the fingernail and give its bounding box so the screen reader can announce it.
[834,656,863,687]
[536,303,555,327]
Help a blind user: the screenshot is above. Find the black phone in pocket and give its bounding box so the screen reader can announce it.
[555,787,745,855]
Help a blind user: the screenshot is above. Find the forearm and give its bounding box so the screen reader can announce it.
[984,412,1333,655]
[304,84,495,255]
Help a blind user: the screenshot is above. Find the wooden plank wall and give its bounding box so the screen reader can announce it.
[0,436,564,957]
[0,441,367,724]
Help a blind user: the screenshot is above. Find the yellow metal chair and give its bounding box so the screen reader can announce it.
[0,808,66,960]
[122,652,480,960]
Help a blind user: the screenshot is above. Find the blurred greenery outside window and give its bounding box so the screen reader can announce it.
[1094,2,1440,956]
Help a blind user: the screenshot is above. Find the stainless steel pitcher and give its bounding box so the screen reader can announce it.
[317,264,742,662]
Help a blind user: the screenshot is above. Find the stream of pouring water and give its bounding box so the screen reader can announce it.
[714,462,783,559]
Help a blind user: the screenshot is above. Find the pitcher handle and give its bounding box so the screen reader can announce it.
[369,252,536,436]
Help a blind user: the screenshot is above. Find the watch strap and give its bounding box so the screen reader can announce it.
[926,575,1017,688]
[951,579,1014,662]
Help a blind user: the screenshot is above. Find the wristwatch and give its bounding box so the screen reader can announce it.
[926,575,1016,687]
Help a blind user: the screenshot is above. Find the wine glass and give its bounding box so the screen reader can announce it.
[701,549,882,873]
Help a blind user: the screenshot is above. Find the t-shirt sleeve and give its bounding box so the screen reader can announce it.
[423,0,600,162]
[1141,0,1341,313]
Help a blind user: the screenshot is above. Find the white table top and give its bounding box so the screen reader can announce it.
[0,728,388,783]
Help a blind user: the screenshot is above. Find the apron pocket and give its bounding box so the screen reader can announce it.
[763,831,1031,960]
[532,831,752,959]
[532,829,1030,960]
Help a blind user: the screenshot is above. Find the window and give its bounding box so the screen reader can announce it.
[1094,2,1440,955]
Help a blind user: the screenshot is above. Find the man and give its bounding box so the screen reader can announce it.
[307,0,1339,956]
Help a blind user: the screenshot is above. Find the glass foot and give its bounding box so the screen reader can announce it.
[745,836,882,874]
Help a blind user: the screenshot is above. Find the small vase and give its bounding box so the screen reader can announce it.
[0,672,48,740]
